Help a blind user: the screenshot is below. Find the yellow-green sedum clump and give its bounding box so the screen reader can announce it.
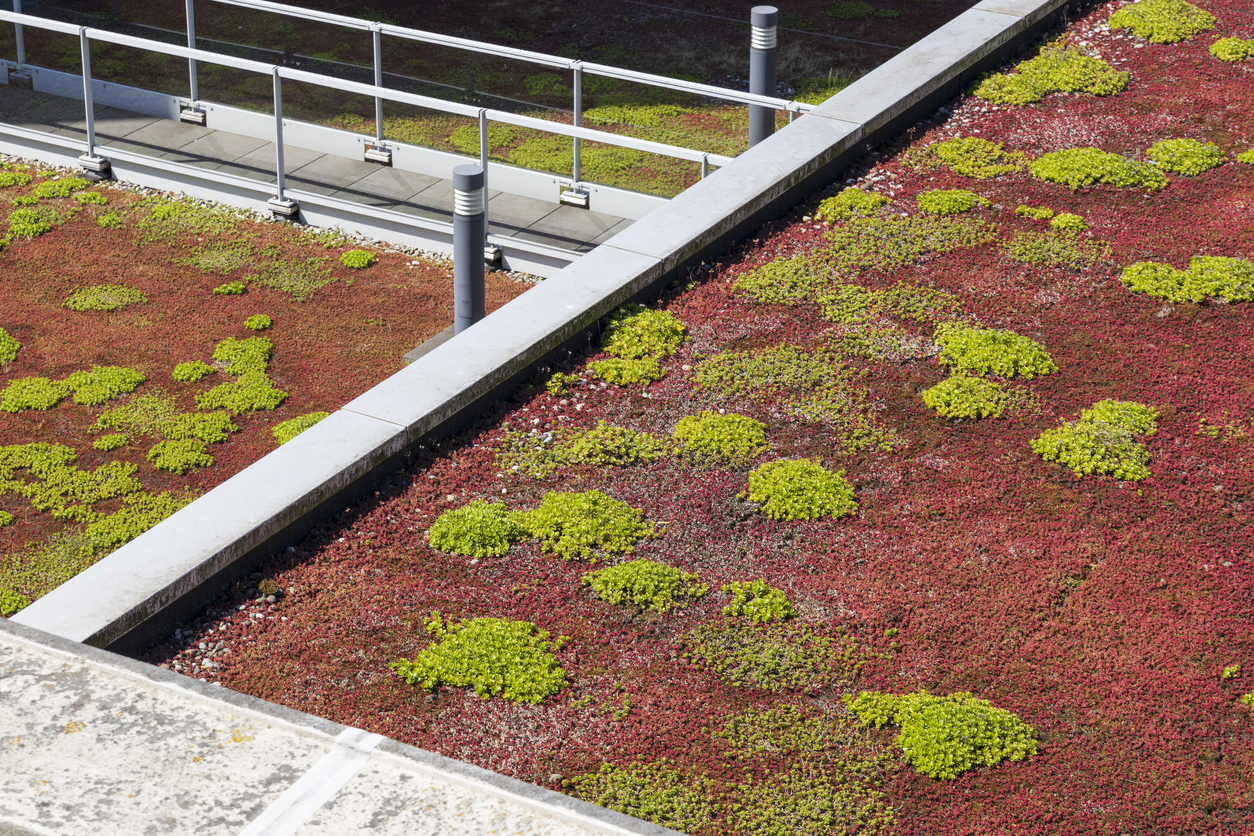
[1211,37,1254,61]
[1005,230,1109,269]
[272,411,330,445]
[31,176,88,199]
[338,249,375,269]
[0,587,29,616]
[582,559,707,613]
[723,579,796,622]
[1146,138,1225,175]
[1121,256,1254,304]
[672,411,768,466]
[927,137,1027,179]
[973,47,1128,106]
[824,214,998,278]
[1031,399,1158,480]
[734,254,826,305]
[747,459,857,521]
[391,612,568,704]
[1015,204,1055,220]
[520,490,654,560]
[0,378,70,412]
[0,327,19,365]
[63,284,148,312]
[1030,148,1168,190]
[572,761,716,835]
[1108,0,1215,43]
[815,187,890,223]
[561,422,668,467]
[428,500,527,557]
[172,361,215,382]
[1239,149,1254,165]
[198,336,287,413]
[846,690,1038,779]
[244,314,272,331]
[92,433,128,452]
[590,304,686,387]
[916,189,990,215]
[1050,213,1088,232]
[65,366,145,406]
[685,618,864,691]
[921,375,1009,419]
[934,323,1056,378]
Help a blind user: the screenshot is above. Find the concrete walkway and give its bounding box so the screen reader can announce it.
[0,85,632,254]
[0,619,675,836]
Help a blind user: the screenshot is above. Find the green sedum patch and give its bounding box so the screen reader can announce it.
[672,411,768,466]
[82,491,192,552]
[1031,399,1158,480]
[64,366,145,406]
[588,357,662,386]
[428,500,527,557]
[96,212,121,229]
[846,690,1038,779]
[583,104,689,128]
[685,618,864,691]
[927,137,1026,179]
[519,490,653,560]
[730,760,898,836]
[1005,230,1109,268]
[1108,0,1215,43]
[1015,204,1055,220]
[815,187,890,223]
[545,371,580,396]
[247,254,337,302]
[0,443,140,522]
[1030,148,1168,191]
[1120,256,1254,304]
[73,191,107,206]
[560,421,668,467]
[94,393,178,437]
[746,459,857,521]
[973,47,1128,105]
[0,170,32,188]
[339,249,376,269]
[916,188,989,215]
[599,304,687,360]
[244,314,272,331]
[1050,212,1088,232]
[0,377,69,412]
[922,375,1008,419]
[391,612,568,703]
[934,323,1056,378]
[0,588,31,616]
[272,411,330,445]
[92,433,128,452]
[1211,37,1254,61]
[823,214,998,278]
[212,337,272,375]
[172,361,214,383]
[1146,138,1225,175]
[723,579,796,622]
[6,207,56,239]
[30,177,88,199]
[582,559,707,612]
[0,327,19,365]
[734,254,826,305]
[63,284,148,312]
[213,280,247,295]
[196,371,288,413]
[573,760,716,835]
[146,439,213,474]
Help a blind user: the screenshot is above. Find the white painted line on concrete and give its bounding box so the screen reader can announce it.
[237,728,386,836]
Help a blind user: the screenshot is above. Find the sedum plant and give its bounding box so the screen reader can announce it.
[927,137,1026,179]
[1108,0,1215,43]
[244,314,272,331]
[672,411,768,466]
[973,47,1128,105]
[588,357,663,386]
[1049,213,1087,232]
[915,188,989,215]
[339,249,376,268]
[1210,37,1254,62]
[599,304,687,360]
[0,377,69,412]
[0,327,19,365]
[1146,139,1224,176]
[213,281,247,295]
[572,760,715,836]
[582,559,707,612]
[172,361,214,382]
[391,612,568,704]
[746,459,857,521]
[428,499,527,557]
[1015,204,1055,220]
[561,421,667,467]
[64,284,148,312]
[65,366,145,406]
[934,323,1056,378]
[846,690,1038,779]
[815,187,890,223]
[1120,256,1254,304]
[921,375,1009,419]
[92,433,128,452]
[272,411,330,445]
[1030,148,1168,191]
[519,490,654,560]
[1031,399,1158,480]
[723,579,796,622]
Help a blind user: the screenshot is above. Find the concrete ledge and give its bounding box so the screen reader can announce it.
[13,0,1083,652]
[0,618,682,836]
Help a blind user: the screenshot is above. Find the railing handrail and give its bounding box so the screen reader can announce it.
[0,9,737,169]
[207,0,811,113]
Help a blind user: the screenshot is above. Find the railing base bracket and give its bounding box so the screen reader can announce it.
[179,108,207,126]
[267,197,299,218]
[560,189,589,209]
[78,154,111,175]
[9,71,32,90]
[484,244,503,270]
[364,145,392,165]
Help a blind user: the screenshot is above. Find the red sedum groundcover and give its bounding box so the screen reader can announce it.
[150,0,1254,832]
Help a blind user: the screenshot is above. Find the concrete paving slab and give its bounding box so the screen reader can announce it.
[157,130,271,169]
[215,141,324,184]
[519,204,627,252]
[102,117,214,157]
[394,179,502,223]
[591,217,635,245]
[285,153,385,195]
[486,191,559,234]
[55,106,160,141]
[332,165,441,206]
[0,620,680,836]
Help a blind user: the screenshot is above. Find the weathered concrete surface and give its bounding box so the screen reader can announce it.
[0,620,679,836]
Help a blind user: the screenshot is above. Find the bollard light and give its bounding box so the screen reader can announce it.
[748,5,778,148]
[452,164,487,334]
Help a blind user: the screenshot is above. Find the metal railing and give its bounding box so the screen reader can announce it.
[1,1,813,239]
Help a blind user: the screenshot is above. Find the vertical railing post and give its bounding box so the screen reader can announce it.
[79,28,95,156]
[452,164,486,334]
[572,61,582,185]
[478,109,490,248]
[701,153,709,180]
[372,23,383,145]
[14,0,25,69]
[186,0,198,103]
[266,67,297,217]
[748,5,778,148]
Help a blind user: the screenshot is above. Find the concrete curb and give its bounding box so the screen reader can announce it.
[13,0,1080,652]
[0,618,683,836]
